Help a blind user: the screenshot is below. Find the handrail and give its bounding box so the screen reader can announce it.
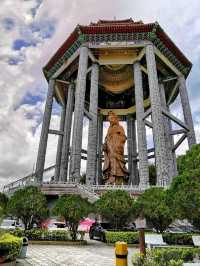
[3,164,56,192]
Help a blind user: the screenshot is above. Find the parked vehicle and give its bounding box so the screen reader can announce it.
[89,222,111,242]
[0,219,22,229]
[42,218,67,230]
[89,221,137,242]
[123,223,136,231]
[165,225,199,233]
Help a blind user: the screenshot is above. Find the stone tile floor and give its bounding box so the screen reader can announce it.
[17,239,137,266]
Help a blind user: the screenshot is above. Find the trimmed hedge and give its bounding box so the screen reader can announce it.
[105,231,200,246]
[132,248,200,266]
[0,233,22,261]
[10,229,70,241]
[163,233,194,246]
[105,231,139,244]
[152,248,200,262]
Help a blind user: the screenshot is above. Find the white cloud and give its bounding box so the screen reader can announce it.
[0,0,200,189]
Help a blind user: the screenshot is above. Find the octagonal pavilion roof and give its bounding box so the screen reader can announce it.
[43,18,192,80]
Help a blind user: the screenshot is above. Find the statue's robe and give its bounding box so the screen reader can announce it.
[103,123,129,184]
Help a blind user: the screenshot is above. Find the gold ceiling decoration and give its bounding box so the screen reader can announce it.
[99,64,134,94]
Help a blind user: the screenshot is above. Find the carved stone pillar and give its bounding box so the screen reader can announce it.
[127,115,138,185]
[134,61,149,188]
[70,46,88,181]
[59,83,74,182]
[96,114,103,185]
[159,83,177,181]
[179,76,196,148]
[54,104,66,181]
[86,63,99,185]
[35,79,55,183]
[146,44,169,186]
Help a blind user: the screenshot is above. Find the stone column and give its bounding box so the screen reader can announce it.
[59,83,75,182]
[35,79,55,183]
[179,76,196,148]
[146,44,169,186]
[159,83,177,181]
[134,61,149,188]
[127,115,138,185]
[86,63,99,185]
[54,104,66,181]
[70,46,88,181]
[96,114,103,185]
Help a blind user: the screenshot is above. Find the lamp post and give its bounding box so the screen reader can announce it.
[135,217,146,256]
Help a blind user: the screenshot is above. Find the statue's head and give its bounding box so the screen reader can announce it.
[108,111,119,125]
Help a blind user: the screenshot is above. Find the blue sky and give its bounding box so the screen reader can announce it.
[0,0,200,188]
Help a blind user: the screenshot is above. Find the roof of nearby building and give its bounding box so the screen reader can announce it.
[43,19,192,79]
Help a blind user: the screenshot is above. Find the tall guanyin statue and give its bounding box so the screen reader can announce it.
[103,111,129,185]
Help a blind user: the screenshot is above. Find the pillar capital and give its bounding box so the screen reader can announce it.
[134,59,140,65]
[146,42,154,47]
[81,43,88,48]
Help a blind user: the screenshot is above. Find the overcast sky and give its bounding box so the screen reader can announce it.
[0,0,200,189]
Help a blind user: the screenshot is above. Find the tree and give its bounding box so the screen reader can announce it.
[134,187,174,233]
[0,192,9,215]
[8,186,49,230]
[168,169,200,229]
[177,144,200,174]
[52,195,92,240]
[0,206,4,225]
[169,144,200,229]
[149,164,156,185]
[95,190,134,229]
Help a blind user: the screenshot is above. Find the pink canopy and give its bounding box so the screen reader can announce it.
[78,218,95,232]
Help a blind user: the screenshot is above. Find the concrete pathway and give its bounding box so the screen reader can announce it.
[17,239,137,266]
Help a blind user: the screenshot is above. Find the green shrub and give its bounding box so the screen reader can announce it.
[10,229,70,241]
[132,248,200,266]
[105,231,139,244]
[0,233,22,261]
[132,250,160,266]
[163,233,194,246]
[8,228,86,241]
[105,231,199,245]
[169,260,184,266]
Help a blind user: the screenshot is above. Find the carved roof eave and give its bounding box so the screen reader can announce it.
[43,22,192,81]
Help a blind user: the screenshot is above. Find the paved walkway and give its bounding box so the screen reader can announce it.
[17,239,137,266]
